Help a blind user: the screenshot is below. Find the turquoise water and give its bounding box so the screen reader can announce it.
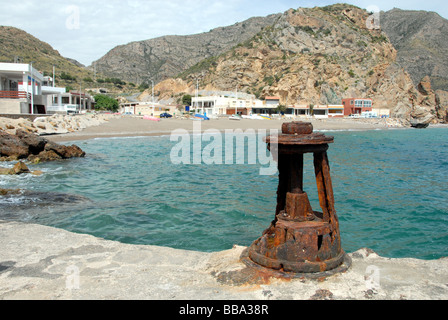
[1,127,447,260]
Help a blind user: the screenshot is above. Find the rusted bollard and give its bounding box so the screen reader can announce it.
[247,121,348,274]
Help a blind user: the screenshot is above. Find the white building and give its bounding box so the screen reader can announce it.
[191,95,261,116]
[285,104,344,118]
[119,101,178,116]
[0,62,91,115]
[0,62,44,114]
[46,90,95,114]
[252,96,280,115]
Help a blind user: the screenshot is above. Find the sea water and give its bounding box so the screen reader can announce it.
[1,127,447,260]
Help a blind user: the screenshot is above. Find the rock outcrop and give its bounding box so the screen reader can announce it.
[173,6,421,116]
[380,9,448,92]
[435,90,448,122]
[0,161,42,176]
[146,4,444,124]
[0,113,117,136]
[0,129,85,162]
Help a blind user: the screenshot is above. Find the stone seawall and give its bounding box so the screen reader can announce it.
[0,221,447,300]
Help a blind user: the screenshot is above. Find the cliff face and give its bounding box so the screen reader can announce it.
[179,7,408,106]
[170,5,445,122]
[381,9,448,92]
[90,14,281,84]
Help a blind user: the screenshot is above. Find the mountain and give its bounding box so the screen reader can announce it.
[381,8,448,92]
[0,26,95,87]
[179,6,413,104]
[90,14,281,85]
[151,4,447,122]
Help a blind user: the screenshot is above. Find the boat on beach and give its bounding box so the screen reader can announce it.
[229,114,241,120]
[241,114,270,120]
[143,115,160,122]
[193,114,210,120]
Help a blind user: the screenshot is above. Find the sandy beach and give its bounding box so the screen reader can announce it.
[45,115,406,143]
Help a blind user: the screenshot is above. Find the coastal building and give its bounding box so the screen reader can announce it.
[0,62,44,114]
[120,102,139,114]
[284,104,344,118]
[251,96,281,115]
[0,62,91,115]
[290,105,310,117]
[342,98,373,116]
[191,96,228,115]
[46,90,95,114]
[312,105,330,118]
[372,108,390,118]
[119,101,178,116]
[265,96,280,107]
[191,96,261,116]
[328,105,345,117]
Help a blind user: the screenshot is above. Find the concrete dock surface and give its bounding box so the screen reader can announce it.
[0,220,447,300]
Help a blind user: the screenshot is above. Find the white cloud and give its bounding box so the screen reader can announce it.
[1,0,447,66]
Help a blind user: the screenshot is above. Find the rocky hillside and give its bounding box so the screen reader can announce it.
[381,8,448,92]
[90,14,281,85]
[166,4,446,122]
[0,26,95,87]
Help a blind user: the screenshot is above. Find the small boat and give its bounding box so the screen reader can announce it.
[193,114,210,120]
[242,114,263,120]
[260,115,271,120]
[229,114,241,120]
[143,115,161,122]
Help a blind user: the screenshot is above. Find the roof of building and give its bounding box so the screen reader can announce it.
[342,98,373,100]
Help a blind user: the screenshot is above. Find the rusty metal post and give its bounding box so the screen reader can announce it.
[247,121,348,274]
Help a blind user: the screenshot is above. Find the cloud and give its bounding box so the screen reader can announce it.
[1,0,447,66]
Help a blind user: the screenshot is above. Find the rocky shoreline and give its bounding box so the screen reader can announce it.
[0,113,119,136]
[0,129,85,163]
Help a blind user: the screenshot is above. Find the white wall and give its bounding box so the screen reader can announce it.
[0,99,23,114]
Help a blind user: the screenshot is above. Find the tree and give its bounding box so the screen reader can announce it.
[182,94,192,106]
[138,83,149,91]
[94,94,119,112]
[60,72,76,81]
[309,104,315,116]
[275,104,287,114]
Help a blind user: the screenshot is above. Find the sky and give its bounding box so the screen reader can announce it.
[1,0,447,67]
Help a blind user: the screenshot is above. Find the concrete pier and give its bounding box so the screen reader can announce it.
[0,220,447,300]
